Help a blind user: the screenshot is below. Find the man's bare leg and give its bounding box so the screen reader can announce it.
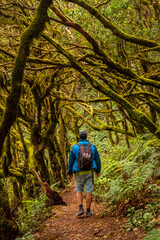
[86,193,92,209]
[76,191,83,205]
[86,193,93,216]
[76,192,84,216]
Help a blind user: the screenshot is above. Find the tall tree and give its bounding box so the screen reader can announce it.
[0,1,52,238]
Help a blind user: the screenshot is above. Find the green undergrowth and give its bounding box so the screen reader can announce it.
[15,193,52,239]
[15,182,61,239]
[143,228,160,240]
[94,133,160,234]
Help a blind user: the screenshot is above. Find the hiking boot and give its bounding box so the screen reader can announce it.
[76,209,84,216]
[86,211,93,217]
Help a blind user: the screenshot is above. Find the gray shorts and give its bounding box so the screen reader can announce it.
[75,173,93,193]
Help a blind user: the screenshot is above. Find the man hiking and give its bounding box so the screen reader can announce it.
[67,131,101,217]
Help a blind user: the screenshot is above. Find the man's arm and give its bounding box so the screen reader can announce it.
[94,146,101,174]
[67,147,75,175]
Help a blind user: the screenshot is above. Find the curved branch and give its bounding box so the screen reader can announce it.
[41,33,160,138]
[66,105,134,136]
[0,0,52,158]
[0,48,70,67]
[64,0,160,48]
[51,7,160,88]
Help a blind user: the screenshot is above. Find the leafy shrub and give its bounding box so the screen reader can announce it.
[143,228,160,240]
[94,134,160,231]
[16,192,52,235]
[16,231,35,240]
[126,203,160,232]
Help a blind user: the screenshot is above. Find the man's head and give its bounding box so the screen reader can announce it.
[79,131,87,139]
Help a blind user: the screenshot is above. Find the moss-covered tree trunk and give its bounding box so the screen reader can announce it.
[61,116,71,159]
[0,0,52,236]
[48,138,65,188]
[0,0,52,157]
[54,135,67,181]
[31,123,50,183]
[0,180,20,240]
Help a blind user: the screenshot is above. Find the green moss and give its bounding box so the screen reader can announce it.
[42,33,160,138]
[39,224,46,233]
[2,156,9,177]
[0,170,4,178]
[12,178,19,198]
[9,167,25,184]
[0,0,52,158]
[149,98,160,114]
[0,179,19,239]
[65,0,160,48]
[66,106,134,136]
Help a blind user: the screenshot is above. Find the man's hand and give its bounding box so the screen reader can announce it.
[95,173,99,177]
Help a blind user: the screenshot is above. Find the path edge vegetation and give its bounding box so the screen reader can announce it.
[0,0,52,239]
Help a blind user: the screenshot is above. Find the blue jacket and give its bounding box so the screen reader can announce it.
[67,139,101,175]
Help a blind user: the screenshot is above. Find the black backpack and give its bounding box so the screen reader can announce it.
[77,143,92,170]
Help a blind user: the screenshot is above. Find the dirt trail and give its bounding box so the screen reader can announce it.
[34,184,145,240]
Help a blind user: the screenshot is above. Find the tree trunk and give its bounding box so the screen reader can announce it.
[32,169,66,206]
[48,139,65,188]
[0,180,20,240]
[54,135,67,181]
[31,123,50,183]
[0,0,52,157]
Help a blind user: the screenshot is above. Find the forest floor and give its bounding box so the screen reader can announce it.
[34,183,146,240]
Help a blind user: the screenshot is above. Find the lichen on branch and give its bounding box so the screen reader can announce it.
[0,0,52,158]
[64,0,160,48]
[41,33,160,138]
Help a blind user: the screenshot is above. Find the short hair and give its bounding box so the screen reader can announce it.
[79,131,87,139]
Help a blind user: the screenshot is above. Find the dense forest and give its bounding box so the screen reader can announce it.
[0,0,160,239]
